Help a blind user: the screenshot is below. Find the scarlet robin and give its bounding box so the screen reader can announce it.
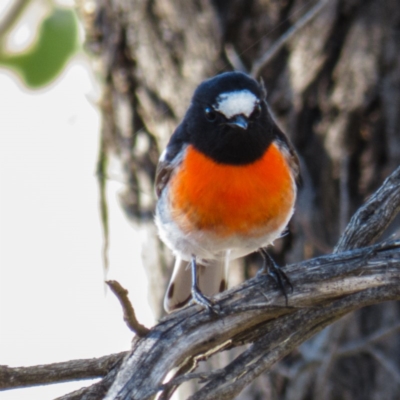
[155,71,300,313]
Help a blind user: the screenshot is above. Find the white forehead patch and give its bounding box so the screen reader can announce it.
[214,90,257,118]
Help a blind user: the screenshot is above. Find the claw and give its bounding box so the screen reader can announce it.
[190,256,221,315]
[259,249,293,305]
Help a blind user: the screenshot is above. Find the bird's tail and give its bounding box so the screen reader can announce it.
[164,256,228,313]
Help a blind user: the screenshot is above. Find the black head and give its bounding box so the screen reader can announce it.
[183,71,279,165]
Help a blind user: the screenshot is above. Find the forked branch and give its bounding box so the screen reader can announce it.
[2,167,400,400]
[104,166,400,400]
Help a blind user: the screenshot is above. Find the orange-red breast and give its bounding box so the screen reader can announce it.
[155,71,300,313]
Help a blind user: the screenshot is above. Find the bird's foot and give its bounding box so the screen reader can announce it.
[258,248,293,305]
[190,285,221,314]
[190,255,221,314]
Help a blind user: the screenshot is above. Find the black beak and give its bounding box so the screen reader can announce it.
[226,115,248,130]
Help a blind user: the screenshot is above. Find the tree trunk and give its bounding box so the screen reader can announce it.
[79,0,400,398]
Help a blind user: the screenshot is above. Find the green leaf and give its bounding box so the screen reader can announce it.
[0,7,79,88]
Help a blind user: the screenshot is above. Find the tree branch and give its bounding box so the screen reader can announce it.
[0,352,126,391]
[335,323,400,358]
[103,166,400,399]
[106,280,150,337]
[335,165,400,252]
[105,239,400,400]
[55,358,123,400]
[251,0,329,77]
[2,167,400,398]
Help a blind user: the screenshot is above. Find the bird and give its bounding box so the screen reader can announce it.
[155,71,300,313]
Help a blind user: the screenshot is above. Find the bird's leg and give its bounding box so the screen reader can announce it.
[258,248,293,305]
[190,255,220,314]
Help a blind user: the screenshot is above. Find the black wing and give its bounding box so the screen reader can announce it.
[155,122,188,198]
[266,105,302,188]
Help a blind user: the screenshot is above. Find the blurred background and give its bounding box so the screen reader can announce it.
[0,1,153,399]
[1,0,400,399]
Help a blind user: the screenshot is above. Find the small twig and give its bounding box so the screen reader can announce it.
[367,347,400,385]
[313,315,350,400]
[278,321,400,391]
[251,0,329,77]
[339,153,351,234]
[106,280,150,337]
[97,135,110,278]
[224,43,248,73]
[336,323,400,358]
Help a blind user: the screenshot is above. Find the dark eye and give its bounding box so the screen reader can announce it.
[253,104,261,119]
[205,107,217,122]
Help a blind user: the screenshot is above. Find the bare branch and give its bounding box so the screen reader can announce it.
[251,0,329,77]
[0,352,126,391]
[367,347,400,385]
[312,316,349,399]
[297,165,400,399]
[336,323,400,358]
[190,285,400,400]
[102,166,400,399]
[106,280,150,337]
[3,169,400,398]
[335,166,400,252]
[104,240,400,399]
[224,44,248,73]
[54,358,123,400]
